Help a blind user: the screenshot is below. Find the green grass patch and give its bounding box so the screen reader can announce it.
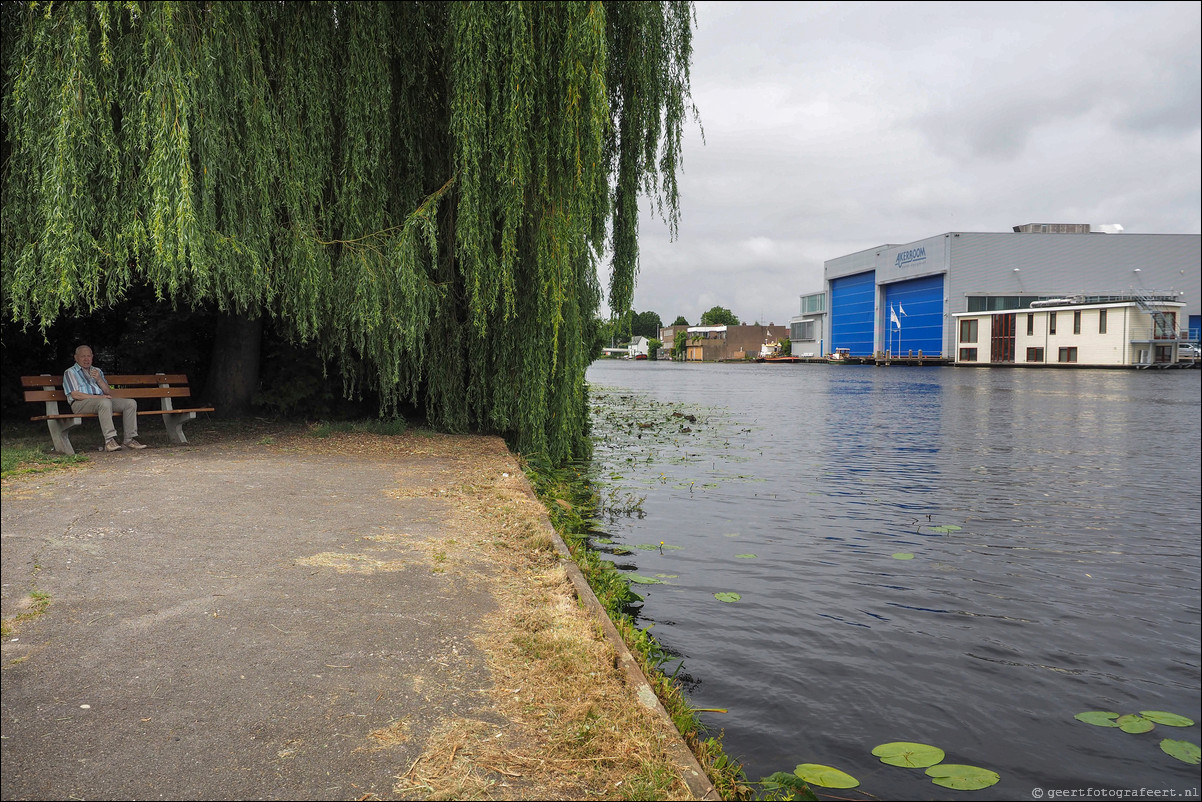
[1,442,88,479]
[309,418,407,438]
[1,589,52,638]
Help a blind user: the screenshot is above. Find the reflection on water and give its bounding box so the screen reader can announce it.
[586,361,1201,800]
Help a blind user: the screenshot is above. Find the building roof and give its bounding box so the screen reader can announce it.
[952,299,1184,317]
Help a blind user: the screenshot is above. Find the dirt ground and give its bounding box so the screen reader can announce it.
[0,422,714,800]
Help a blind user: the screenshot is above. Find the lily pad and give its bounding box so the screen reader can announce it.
[1141,711,1195,727]
[872,741,945,768]
[1159,739,1201,765]
[1074,711,1121,727]
[929,524,962,533]
[735,554,757,559]
[794,764,859,789]
[625,574,663,585]
[714,592,742,603]
[1117,714,1154,734]
[924,764,1000,790]
[761,772,809,796]
[892,553,915,560]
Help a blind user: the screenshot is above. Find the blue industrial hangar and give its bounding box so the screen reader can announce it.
[807,224,1200,359]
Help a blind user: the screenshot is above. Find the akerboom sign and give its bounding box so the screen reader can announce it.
[895,247,927,268]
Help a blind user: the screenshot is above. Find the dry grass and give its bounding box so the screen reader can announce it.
[271,426,703,800]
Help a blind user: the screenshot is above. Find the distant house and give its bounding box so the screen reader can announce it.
[952,297,1187,367]
[661,324,789,362]
[600,336,651,359]
[656,325,688,359]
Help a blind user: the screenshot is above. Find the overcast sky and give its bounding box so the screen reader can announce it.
[619,0,1202,327]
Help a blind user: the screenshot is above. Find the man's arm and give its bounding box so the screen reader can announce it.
[63,366,111,401]
[62,367,83,402]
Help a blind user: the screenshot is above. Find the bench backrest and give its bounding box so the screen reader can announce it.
[22,374,195,403]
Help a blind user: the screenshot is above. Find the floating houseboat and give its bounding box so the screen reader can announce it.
[952,294,1191,368]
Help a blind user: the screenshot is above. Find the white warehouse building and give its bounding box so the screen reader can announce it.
[791,224,1200,365]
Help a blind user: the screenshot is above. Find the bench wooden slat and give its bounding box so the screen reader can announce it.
[21,373,190,388]
[30,408,215,422]
[24,387,196,402]
[106,374,190,385]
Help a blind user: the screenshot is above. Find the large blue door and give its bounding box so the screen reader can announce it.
[830,272,875,356]
[883,274,944,357]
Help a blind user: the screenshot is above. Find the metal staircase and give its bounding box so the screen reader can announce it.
[1128,289,1184,366]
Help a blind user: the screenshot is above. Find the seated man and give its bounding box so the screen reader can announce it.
[62,345,147,451]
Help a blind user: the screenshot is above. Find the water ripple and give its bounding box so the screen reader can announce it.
[587,362,1201,799]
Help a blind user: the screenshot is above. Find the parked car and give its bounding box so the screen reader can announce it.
[1179,343,1201,360]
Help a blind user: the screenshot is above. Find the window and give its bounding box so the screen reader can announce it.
[791,320,815,341]
[991,314,1016,363]
[967,296,1030,312]
[1099,309,1107,334]
[959,348,978,362]
[1152,312,1176,340]
[1049,312,1057,335]
[800,293,826,315]
[1058,347,1078,363]
[1073,310,1081,334]
[959,318,978,344]
[1026,347,1045,362]
[1027,313,1034,336]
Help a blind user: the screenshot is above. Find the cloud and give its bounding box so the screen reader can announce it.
[614,1,1201,327]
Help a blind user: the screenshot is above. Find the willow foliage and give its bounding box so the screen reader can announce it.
[1,1,696,461]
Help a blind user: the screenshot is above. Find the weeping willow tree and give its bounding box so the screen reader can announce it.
[1,1,695,461]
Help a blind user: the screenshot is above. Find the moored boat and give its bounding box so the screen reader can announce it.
[827,348,853,363]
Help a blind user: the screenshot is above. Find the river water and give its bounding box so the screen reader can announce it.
[584,360,1201,800]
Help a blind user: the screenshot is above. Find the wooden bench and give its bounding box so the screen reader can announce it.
[22,373,215,455]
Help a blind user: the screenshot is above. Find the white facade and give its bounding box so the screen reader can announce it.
[952,300,1187,367]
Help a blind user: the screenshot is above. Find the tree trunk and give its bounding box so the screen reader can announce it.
[205,312,262,417]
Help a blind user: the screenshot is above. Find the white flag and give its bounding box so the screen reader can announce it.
[898,303,908,317]
[890,306,901,328]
